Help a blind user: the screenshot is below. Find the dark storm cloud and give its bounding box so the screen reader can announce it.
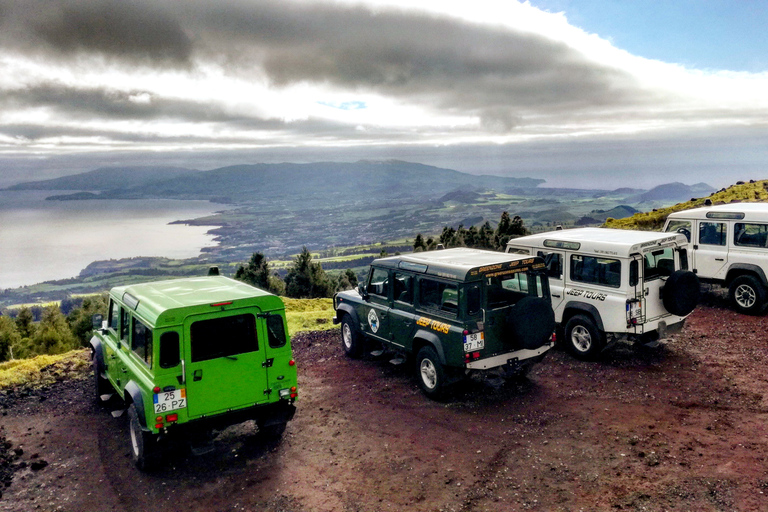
[0,0,650,120]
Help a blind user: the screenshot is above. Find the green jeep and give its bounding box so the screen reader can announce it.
[333,248,556,398]
[90,275,297,470]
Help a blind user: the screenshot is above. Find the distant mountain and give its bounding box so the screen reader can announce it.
[438,190,484,203]
[6,166,199,191]
[629,182,715,203]
[588,205,639,221]
[16,160,545,203]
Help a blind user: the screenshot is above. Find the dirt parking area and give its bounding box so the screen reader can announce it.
[1,289,768,511]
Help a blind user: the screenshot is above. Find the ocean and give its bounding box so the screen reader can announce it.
[0,190,226,289]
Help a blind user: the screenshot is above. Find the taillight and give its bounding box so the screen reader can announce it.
[288,359,296,366]
[166,413,178,422]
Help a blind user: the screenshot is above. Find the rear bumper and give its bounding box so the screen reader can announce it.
[465,341,554,370]
[165,400,296,435]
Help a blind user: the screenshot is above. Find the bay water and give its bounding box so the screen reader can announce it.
[0,190,227,289]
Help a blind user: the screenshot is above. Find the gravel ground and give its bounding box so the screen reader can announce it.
[1,288,767,511]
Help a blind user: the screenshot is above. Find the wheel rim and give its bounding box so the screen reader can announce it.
[735,284,756,308]
[571,325,592,352]
[420,358,438,390]
[342,323,353,350]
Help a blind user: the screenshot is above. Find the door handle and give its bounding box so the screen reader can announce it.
[552,294,561,298]
[193,369,203,381]
[715,258,724,261]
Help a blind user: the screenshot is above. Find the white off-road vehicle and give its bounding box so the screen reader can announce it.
[664,202,768,315]
[507,228,699,359]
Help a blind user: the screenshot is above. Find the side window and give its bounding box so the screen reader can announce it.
[644,248,675,280]
[537,251,563,279]
[699,221,726,246]
[665,220,692,242]
[367,268,390,298]
[131,318,153,367]
[507,247,531,255]
[159,332,180,369]
[734,223,768,248]
[120,308,130,343]
[190,314,257,363]
[393,272,414,304]
[570,255,621,288]
[465,283,481,316]
[419,279,458,317]
[266,314,287,348]
[108,300,119,330]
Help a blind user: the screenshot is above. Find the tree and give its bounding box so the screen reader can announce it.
[235,252,285,295]
[494,211,529,250]
[0,316,20,362]
[15,307,36,340]
[29,306,78,357]
[335,269,359,292]
[413,234,427,252]
[284,247,334,298]
[67,294,109,346]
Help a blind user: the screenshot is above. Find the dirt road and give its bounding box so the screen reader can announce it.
[2,290,768,511]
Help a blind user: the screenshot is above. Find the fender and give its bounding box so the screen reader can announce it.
[412,330,447,364]
[89,336,106,378]
[562,301,605,332]
[726,264,768,287]
[335,302,361,328]
[124,381,148,430]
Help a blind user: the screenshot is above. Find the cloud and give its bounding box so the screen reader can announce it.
[0,0,766,157]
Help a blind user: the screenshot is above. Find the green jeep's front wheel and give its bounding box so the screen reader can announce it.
[128,403,159,471]
[416,346,446,399]
[341,315,364,358]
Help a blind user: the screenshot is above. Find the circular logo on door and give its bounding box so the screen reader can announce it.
[368,309,380,333]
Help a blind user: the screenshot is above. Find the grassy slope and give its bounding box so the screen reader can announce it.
[604,180,768,230]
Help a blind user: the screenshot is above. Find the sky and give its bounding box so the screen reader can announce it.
[1,0,767,189]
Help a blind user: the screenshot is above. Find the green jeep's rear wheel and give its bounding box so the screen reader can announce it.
[128,403,159,471]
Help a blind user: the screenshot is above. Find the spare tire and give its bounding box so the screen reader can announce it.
[507,296,556,350]
[662,270,700,316]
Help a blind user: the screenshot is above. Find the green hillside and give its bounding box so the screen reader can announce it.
[604,179,768,230]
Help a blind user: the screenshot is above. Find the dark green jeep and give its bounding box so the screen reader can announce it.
[333,248,556,398]
[90,275,297,470]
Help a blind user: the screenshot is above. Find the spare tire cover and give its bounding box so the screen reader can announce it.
[507,296,556,350]
[662,270,700,316]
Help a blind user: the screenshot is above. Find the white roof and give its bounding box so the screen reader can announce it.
[666,202,768,221]
[509,228,688,258]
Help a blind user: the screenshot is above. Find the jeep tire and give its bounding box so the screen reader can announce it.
[92,356,110,405]
[507,296,555,349]
[662,270,700,317]
[729,275,767,315]
[341,314,364,358]
[416,346,446,399]
[564,315,605,360]
[128,403,159,471]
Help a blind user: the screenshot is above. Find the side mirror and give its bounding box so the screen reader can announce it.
[358,282,369,300]
[91,314,104,330]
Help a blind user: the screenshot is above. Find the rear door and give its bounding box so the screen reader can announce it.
[642,245,677,322]
[183,308,268,418]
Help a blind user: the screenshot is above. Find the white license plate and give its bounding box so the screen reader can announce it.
[153,389,187,413]
[463,332,484,352]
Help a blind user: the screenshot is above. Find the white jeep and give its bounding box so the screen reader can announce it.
[507,228,699,359]
[663,202,768,315]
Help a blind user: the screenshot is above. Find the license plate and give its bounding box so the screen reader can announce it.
[153,389,187,413]
[463,332,484,352]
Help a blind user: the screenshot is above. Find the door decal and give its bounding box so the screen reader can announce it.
[368,309,380,333]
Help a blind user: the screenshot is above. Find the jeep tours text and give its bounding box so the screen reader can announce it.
[664,202,768,315]
[90,275,298,470]
[507,228,699,359]
[333,248,556,398]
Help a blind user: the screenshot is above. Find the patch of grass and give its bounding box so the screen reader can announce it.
[284,298,336,335]
[0,350,89,391]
